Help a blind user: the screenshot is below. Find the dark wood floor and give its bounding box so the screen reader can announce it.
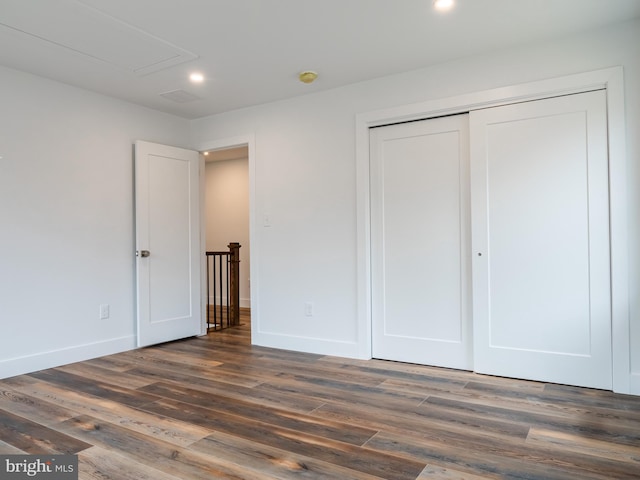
[1,316,639,479]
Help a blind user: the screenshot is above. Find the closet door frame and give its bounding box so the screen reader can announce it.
[354,66,631,394]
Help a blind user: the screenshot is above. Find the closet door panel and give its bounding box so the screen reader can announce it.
[371,114,472,370]
[470,90,611,389]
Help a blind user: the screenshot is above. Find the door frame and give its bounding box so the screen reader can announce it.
[194,134,257,338]
[355,67,631,394]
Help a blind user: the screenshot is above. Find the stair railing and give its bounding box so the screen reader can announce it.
[205,242,241,331]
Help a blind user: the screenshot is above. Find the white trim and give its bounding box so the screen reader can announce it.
[356,67,631,393]
[194,134,257,341]
[198,154,207,336]
[0,335,136,380]
[605,68,631,394]
[355,115,373,360]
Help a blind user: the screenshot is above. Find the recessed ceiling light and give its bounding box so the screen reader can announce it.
[189,72,204,83]
[434,0,454,11]
[203,151,209,156]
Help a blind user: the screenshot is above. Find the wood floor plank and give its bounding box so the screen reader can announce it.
[126,364,325,414]
[140,398,426,480]
[116,347,225,371]
[543,383,640,411]
[417,464,495,479]
[305,384,530,440]
[82,354,141,373]
[58,414,288,480]
[28,369,160,409]
[337,363,472,391]
[365,430,528,479]
[312,398,530,444]
[377,377,467,397]
[0,409,91,454]
[9,377,214,448]
[364,430,624,480]
[0,439,27,454]
[158,336,323,365]
[78,446,183,480]
[114,350,264,388]
[318,356,477,383]
[122,362,247,388]
[526,427,640,465]
[56,361,156,390]
[191,431,387,480]
[154,340,329,387]
[195,344,433,389]
[258,371,429,410]
[138,381,377,446]
[0,375,39,388]
[422,395,640,447]
[379,378,640,437]
[205,356,389,389]
[0,386,76,426]
[324,358,547,397]
[464,380,640,423]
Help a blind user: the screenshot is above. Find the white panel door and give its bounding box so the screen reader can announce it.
[470,90,611,389]
[371,114,472,369]
[135,140,201,347]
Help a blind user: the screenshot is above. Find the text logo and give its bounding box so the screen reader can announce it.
[0,455,77,479]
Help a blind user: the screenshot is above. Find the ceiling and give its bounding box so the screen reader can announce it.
[204,145,247,162]
[1,0,639,119]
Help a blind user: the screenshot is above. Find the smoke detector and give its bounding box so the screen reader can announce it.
[299,71,318,84]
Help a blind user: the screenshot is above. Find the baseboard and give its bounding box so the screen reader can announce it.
[251,331,366,359]
[0,335,136,380]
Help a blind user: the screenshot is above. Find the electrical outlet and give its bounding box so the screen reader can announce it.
[99,304,110,320]
[304,302,313,317]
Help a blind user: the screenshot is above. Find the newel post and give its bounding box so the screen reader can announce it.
[228,242,241,326]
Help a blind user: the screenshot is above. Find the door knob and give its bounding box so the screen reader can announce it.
[137,250,150,257]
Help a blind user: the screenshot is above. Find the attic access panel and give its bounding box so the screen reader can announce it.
[0,0,197,75]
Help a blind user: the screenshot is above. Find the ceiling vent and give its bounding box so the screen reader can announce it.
[159,89,201,103]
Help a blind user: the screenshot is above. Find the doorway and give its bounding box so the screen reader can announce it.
[202,145,251,326]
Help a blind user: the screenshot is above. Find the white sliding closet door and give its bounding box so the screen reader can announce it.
[470,90,612,389]
[371,114,472,370]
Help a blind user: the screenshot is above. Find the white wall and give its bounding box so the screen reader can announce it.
[190,19,640,391]
[205,157,251,307]
[0,66,191,378]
